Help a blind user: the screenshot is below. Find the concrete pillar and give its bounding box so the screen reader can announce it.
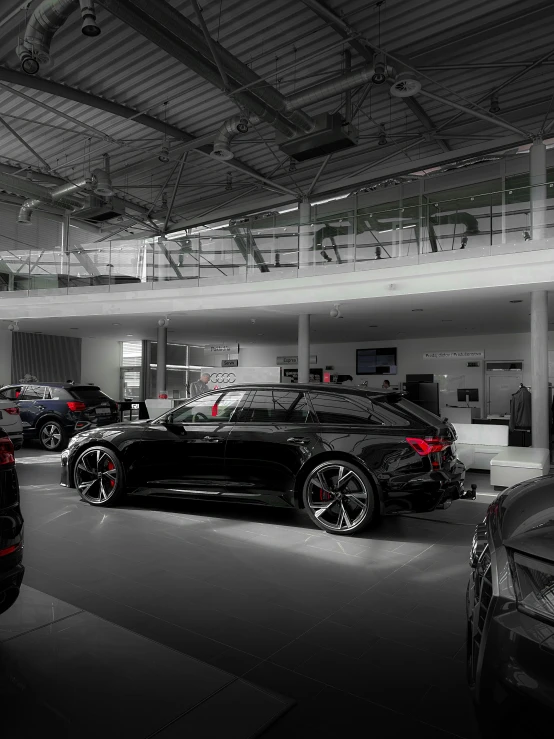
[156,324,168,398]
[298,200,312,265]
[530,138,547,240]
[298,314,310,384]
[531,290,549,449]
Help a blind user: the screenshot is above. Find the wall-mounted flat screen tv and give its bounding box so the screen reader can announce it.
[356,347,397,375]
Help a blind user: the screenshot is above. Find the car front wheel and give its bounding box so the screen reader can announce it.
[302,459,378,535]
[74,446,125,507]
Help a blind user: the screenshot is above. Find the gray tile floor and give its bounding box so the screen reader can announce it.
[2,449,499,738]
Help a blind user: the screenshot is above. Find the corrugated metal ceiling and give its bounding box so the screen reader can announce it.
[0,0,551,232]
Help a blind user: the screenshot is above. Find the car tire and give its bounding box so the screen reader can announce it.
[74,445,125,507]
[302,459,378,536]
[38,420,67,452]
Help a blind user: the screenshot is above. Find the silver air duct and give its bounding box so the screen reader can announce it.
[17,0,100,75]
[211,113,260,161]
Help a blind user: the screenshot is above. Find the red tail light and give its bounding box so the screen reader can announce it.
[0,543,20,557]
[0,436,15,466]
[406,437,451,456]
[67,401,86,412]
[5,407,19,415]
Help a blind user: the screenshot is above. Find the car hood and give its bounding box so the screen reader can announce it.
[494,475,554,560]
[69,420,150,445]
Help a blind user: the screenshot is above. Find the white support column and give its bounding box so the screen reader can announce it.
[530,138,547,240]
[156,324,168,398]
[531,290,549,449]
[298,199,312,266]
[298,314,310,384]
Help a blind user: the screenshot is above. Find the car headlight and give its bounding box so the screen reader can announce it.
[510,551,554,622]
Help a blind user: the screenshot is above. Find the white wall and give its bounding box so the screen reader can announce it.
[81,338,121,400]
[0,329,11,387]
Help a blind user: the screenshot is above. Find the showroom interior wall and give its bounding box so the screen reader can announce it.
[0,329,11,387]
[81,339,121,400]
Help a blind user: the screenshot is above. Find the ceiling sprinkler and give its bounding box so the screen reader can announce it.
[329,304,343,319]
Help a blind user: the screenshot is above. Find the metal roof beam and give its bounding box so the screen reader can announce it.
[0,66,290,195]
[299,0,451,153]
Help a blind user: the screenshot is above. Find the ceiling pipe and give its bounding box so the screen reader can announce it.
[211,112,260,161]
[16,0,100,75]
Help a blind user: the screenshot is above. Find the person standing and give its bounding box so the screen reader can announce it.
[382,380,391,390]
[190,373,211,398]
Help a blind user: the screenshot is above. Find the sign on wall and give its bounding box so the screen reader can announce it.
[423,351,484,360]
[276,355,318,365]
[205,343,239,354]
[201,366,280,389]
[221,359,239,367]
[283,368,323,383]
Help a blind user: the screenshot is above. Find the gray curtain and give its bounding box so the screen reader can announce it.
[11,332,81,384]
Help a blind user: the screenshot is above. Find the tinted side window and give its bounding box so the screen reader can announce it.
[310,393,380,425]
[239,390,307,422]
[19,385,45,400]
[170,391,246,424]
[1,387,19,401]
[70,388,109,401]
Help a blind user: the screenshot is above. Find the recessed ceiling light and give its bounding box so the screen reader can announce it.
[441,319,453,322]
[509,300,523,303]
[126,334,134,337]
[70,327,79,330]
[112,322,121,326]
[369,325,378,328]
[411,309,423,312]
[257,333,264,336]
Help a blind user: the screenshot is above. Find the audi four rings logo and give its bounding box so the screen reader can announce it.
[210,372,236,383]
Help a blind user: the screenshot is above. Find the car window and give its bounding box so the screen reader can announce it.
[1,387,20,401]
[19,385,45,400]
[238,390,313,423]
[169,391,246,424]
[309,392,381,425]
[70,387,110,401]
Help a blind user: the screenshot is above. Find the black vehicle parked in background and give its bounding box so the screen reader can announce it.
[0,427,24,615]
[467,475,554,729]
[61,384,465,535]
[0,382,119,452]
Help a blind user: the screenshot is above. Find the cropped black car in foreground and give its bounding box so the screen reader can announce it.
[467,475,554,725]
[61,385,465,535]
[0,382,119,451]
[0,427,24,615]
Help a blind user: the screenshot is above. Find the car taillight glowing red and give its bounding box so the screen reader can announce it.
[406,437,451,456]
[5,407,19,415]
[67,401,86,412]
[0,436,15,466]
[0,543,20,557]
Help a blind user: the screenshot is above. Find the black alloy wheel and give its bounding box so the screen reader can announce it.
[74,446,124,507]
[39,420,67,451]
[302,459,377,535]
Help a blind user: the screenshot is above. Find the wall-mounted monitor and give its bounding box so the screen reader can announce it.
[356,348,397,375]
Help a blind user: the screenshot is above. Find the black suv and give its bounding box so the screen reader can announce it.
[0,427,24,615]
[0,382,119,452]
[62,384,466,535]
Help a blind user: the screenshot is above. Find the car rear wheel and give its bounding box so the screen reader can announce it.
[39,420,67,451]
[302,459,377,535]
[74,446,124,507]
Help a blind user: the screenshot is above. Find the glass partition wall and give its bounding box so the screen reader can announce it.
[2,176,554,296]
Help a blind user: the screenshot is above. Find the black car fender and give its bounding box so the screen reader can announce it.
[293,450,383,511]
[34,411,66,430]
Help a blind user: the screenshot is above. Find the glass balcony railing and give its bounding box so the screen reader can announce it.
[1,181,553,295]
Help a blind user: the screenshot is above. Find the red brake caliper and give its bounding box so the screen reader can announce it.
[319,488,332,501]
[107,461,115,487]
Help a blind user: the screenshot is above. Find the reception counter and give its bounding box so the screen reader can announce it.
[440,406,481,424]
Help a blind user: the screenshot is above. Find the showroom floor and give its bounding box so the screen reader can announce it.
[0,450,516,738]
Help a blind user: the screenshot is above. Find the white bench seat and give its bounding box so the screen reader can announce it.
[490,447,550,488]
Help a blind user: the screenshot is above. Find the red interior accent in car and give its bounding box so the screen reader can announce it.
[211,404,218,417]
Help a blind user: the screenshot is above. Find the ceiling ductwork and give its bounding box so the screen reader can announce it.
[16,0,100,75]
[10,166,113,224]
[211,113,260,161]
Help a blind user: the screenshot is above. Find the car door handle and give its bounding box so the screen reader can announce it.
[287,437,310,445]
[203,435,222,443]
